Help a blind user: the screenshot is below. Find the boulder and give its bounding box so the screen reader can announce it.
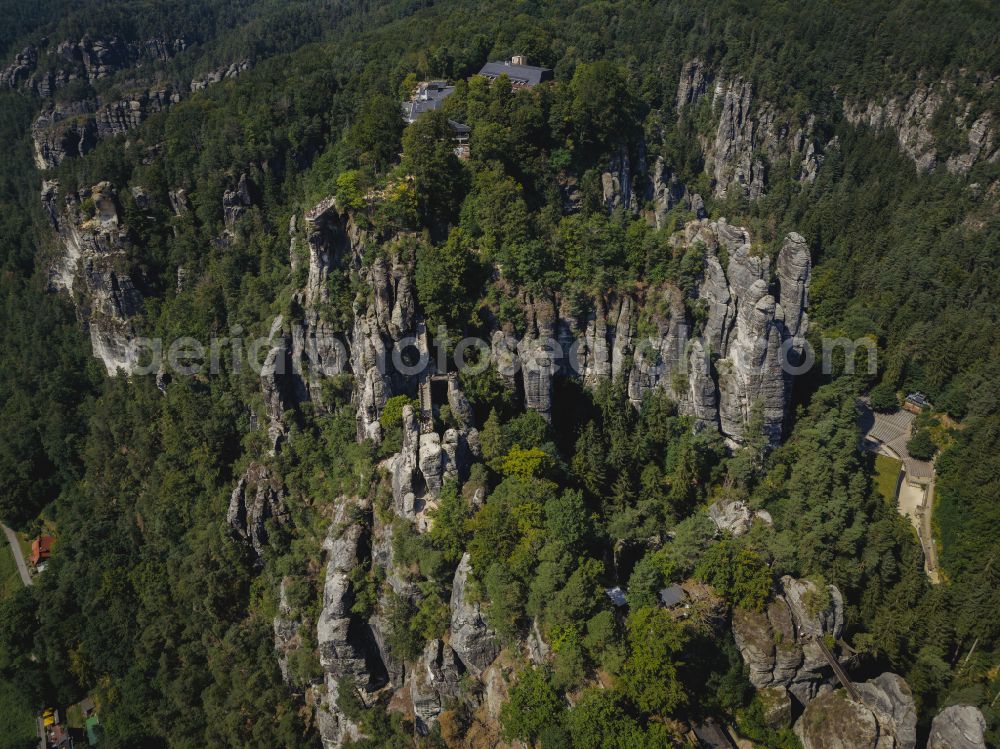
[708,497,754,536]
[928,705,987,749]
[794,690,880,749]
[856,673,917,749]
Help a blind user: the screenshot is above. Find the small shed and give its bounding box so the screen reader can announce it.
[658,583,687,608]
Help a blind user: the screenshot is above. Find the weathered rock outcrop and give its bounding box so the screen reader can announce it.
[844,79,998,175]
[273,578,303,685]
[732,577,845,705]
[795,690,881,749]
[4,35,188,95]
[227,462,288,564]
[42,180,143,374]
[190,59,250,91]
[32,89,179,169]
[672,61,833,200]
[675,58,713,113]
[490,219,811,445]
[223,172,253,228]
[351,251,418,441]
[855,673,917,749]
[32,102,98,170]
[317,499,386,693]
[410,639,464,735]
[794,673,917,749]
[449,553,499,675]
[928,705,988,749]
[707,497,754,536]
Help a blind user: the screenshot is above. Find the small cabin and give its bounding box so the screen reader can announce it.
[658,583,687,608]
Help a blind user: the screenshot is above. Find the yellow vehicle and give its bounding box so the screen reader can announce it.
[41,707,57,727]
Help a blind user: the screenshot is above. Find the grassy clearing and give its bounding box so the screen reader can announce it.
[875,454,901,504]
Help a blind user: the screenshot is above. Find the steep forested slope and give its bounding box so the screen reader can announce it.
[0,1,998,748]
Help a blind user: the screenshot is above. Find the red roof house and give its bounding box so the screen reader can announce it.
[29,535,54,566]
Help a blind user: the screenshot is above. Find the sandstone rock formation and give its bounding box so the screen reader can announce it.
[190,59,250,91]
[227,462,288,564]
[317,499,386,694]
[794,673,917,749]
[410,639,464,735]
[701,73,829,200]
[32,89,179,169]
[795,690,881,749]
[486,218,811,445]
[449,553,499,675]
[707,497,754,536]
[732,577,845,705]
[928,705,988,749]
[42,180,143,374]
[855,673,917,749]
[223,172,253,228]
[273,578,303,685]
[844,80,998,175]
[675,58,713,112]
[3,35,188,96]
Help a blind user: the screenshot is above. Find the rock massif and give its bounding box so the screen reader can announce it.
[794,673,918,749]
[487,219,811,445]
[42,180,143,374]
[844,79,998,175]
[732,576,845,706]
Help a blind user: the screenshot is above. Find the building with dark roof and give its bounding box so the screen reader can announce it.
[658,583,687,608]
[402,80,455,123]
[477,56,553,87]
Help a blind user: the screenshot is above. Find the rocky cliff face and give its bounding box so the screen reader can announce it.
[42,180,143,374]
[3,35,189,95]
[227,462,289,565]
[449,553,500,675]
[844,78,998,175]
[672,59,830,200]
[489,219,811,445]
[11,37,247,170]
[32,88,180,169]
[732,576,845,706]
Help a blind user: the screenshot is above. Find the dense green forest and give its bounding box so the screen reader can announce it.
[0,0,998,747]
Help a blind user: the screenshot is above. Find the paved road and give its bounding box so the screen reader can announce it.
[2,524,32,587]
